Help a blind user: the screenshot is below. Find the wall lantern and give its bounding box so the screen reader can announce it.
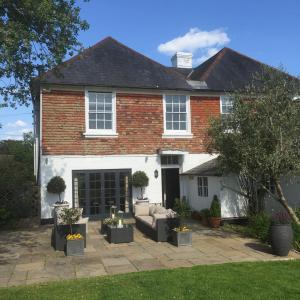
[154,169,159,178]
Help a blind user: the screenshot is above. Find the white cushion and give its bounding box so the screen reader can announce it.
[134,204,150,216]
[149,205,156,217]
[152,213,168,228]
[155,205,167,214]
[136,215,153,226]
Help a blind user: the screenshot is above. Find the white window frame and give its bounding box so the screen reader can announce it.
[220,95,234,114]
[162,94,193,138]
[84,90,118,138]
[198,176,208,197]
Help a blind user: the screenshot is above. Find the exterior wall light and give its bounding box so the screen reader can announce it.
[154,169,159,178]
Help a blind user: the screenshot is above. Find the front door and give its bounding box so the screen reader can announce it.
[162,168,180,209]
[73,169,132,217]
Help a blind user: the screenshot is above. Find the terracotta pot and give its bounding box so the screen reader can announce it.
[209,217,221,228]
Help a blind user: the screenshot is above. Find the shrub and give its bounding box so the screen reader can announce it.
[132,171,149,199]
[199,208,210,219]
[0,208,11,225]
[210,195,221,218]
[174,198,191,229]
[248,213,271,242]
[47,176,66,203]
[59,207,81,235]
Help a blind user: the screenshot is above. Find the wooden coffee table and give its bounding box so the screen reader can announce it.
[107,225,134,244]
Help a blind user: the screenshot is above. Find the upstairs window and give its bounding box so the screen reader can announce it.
[221,96,234,114]
[198,176,208,197]
[85,91,117,136]
[163,95,191,137]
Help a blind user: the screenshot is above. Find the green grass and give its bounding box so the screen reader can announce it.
[1,261,300,300]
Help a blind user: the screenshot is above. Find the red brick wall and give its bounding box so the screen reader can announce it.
[41,91,220,155]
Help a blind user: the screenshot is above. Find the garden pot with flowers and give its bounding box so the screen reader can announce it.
[270,211,293,256]
[172,198,192,246]
[209,195,221,228]
[59,208,84,256]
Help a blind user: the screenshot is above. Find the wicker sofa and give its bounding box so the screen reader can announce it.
[134,204,179,242]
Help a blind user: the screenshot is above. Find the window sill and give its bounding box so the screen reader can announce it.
[83,132,118,138]
[162,133,193,139]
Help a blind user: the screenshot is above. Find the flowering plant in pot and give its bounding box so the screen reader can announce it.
[209,195,221,228]
[59,208,84,256]
[172,198,192,246]
[270,211,293,256]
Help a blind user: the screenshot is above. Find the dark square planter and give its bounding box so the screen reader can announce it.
[107,225,133,243]
[172,230,192,246]
[66,239,84,256]
[52,224,86,251]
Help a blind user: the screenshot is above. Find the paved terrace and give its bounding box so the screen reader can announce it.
[0,220,299,287]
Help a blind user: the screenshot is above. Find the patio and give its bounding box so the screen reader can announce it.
[0,220,299,287]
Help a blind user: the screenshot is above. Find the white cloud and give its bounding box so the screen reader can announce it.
[158,27,230,55]
[6,119,27,128]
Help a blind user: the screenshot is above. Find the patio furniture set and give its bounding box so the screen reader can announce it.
[51,202,180,256]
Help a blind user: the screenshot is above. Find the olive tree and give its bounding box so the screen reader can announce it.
[207,67,300,224]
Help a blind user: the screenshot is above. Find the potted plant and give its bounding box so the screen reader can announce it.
[132,171,149,200]
[199,208,210,227]
[172,198,192,246]
[270,211,293,256]
[209,195,221,228]
[47,176,67,204]
[101,217,119,234]
[59,207,84,256]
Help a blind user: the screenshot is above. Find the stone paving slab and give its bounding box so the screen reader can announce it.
[0,220,299,287]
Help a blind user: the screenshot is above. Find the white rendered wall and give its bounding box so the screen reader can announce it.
[183,174,247,218]
[40,153,216,219]
[40,154,162,219]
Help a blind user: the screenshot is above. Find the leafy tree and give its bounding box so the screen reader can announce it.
[207,67,300,224]
[132,171,149,199]
[210,195,221,218]
[0,0,89,106]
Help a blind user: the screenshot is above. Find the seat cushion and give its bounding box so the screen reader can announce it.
[152,213,168,228]
[136,215,153,227]
[134,204,150,216]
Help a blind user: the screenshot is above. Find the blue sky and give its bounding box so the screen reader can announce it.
[1,0,300,140]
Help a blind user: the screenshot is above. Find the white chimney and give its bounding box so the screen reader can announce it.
[171,52,193,68]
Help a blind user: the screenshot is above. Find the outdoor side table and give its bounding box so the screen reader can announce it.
[107,225,134,243]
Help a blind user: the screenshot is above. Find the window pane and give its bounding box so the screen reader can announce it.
[166,104,172,112]
[105,103,112,111]
[97,93,105,102]
[89,120,96,129]
[97,102,104,111]
[89,93,96,103]
[180,122,186,130]
[166,122,172,130]
[97,120,104,129]
[179,95,186,103]
[106,113,112,121]
[180,113,186,121]
[97,113,104,121]
[166,113,172,121]
[173,104,179,112]
[173,96,180,104]
[180,103,186,112]
[173,113,179,121]
[165,96,172,104]
[89,113,96,121]
[89,102,96,111]
[105,121,112,129]
[173,122,179,130]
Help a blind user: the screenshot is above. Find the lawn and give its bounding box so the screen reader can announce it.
[1,260,300,300]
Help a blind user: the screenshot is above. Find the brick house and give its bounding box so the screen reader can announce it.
[32,37,294,223]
